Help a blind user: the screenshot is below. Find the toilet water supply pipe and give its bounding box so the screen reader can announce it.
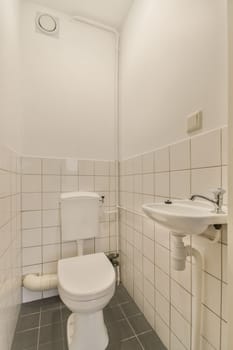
[23,15,121,291]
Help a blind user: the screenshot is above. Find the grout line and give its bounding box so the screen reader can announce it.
[36,307,42,350]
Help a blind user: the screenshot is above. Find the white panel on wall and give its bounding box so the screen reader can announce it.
[21,1,116,160]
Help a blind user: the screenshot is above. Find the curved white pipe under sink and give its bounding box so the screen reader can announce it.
[186,246,204,350]
[23,274,58,292]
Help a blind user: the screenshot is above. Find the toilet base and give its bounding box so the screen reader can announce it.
[67,311,109,350]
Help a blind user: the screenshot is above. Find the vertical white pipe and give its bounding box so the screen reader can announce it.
[71,16,120,255]
[186,246,204,350]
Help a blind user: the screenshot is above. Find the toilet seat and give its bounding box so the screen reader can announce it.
[58,253,115,302]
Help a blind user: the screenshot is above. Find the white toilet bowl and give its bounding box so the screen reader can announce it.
[58,253,116,350]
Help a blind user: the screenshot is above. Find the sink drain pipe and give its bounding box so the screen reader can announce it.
[171,235,204,350]
[171,226,223,350]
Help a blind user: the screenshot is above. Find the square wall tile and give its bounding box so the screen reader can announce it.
[171,306,191,350]
[61,159,78,175]
[62,241,77,258]
[21,157,41,174]
[155,172,170,197]
[143,278,155,307]
[61,175,78,192]
[203,273,221,316]
[155,314,170,349]
[22,175,41,193]
[170,333,187,350]
[154,147,170,173]
[43,244,60,263]
[155,266,170,300]
[222,166,228,205]
[94,176,109,192]
[221,126,228,165]
[42,210,59,227]
[22,193,42,211]
[202,306,220,350]
[143,298,155,328]
[79,176,94,191]
[22,211,41,229]
[143,236,154,262]
[221,282,228,322]
[155,244,170,274]
[191,129,221,168]
[171,280,191,322]
[170,139,190,171]
[143,174,154,195]
[155,224,170,249]
[142,152,154,173]
[133,156,142,174]
[143,257,154,284]
[42,193,60,210]
[191,167,221,198]
[170,170,190,199]
[79,160,94,175]
[43,227,60,245]
[155,290,170,325]
[94,161,109,176]
[42,159,61,175]
[22,228,42,248]
[42,175,61,193]
[23,246,42,266]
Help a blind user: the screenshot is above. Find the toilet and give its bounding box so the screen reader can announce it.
[58,192,116,350]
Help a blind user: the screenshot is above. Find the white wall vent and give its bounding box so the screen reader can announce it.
[35,13,59,38]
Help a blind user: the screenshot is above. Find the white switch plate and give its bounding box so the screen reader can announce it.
[187,111,203,133]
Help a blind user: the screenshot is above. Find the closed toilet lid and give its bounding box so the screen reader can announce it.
[58,253,116,301]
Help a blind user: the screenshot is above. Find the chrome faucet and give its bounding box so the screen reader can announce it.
[190,188,226,214]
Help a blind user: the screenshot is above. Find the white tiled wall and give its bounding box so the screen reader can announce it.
[0,145,21,350]
[21,157,118,302]
[119,126,228,350]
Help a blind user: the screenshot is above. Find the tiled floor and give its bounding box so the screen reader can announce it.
[12,284,166,350]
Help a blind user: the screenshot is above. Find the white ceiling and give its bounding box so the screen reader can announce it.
[31,0,134,29]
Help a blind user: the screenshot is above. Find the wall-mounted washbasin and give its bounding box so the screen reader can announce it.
[142,199,227,236]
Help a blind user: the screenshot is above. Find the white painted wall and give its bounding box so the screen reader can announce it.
[0,0,22,152]
[227,1,233,349]
[119,0,228,159]
[0,2,22,349]
[21,1,116,160]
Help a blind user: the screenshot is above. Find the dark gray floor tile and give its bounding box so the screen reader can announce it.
[63,338,68,350]
[104,305,125,324]
[128,314,152,335]
[39,323,63,345]
[115,286,131,304]
[61,306,71,321]
[107,337,143,350]
[38,340,64,350]
[138,331,167,350]
[108,319,134,343]
[16,313,40,332]
[20,300,41,315]
[121,301,141,317]
[41,296,61,311]
[41,308,61,326]
[11,329,38,350]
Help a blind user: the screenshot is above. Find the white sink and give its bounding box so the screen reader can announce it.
[142,200,227,235]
